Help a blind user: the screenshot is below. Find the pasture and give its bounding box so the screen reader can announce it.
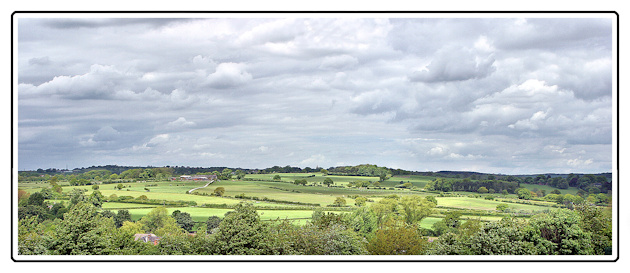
[19,171,596,234]
[436,196,558,212]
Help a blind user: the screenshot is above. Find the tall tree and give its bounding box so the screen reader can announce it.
[48,202,115,255]
[173,211,195,232]
[213,203,273,255]
[398,195,435,225]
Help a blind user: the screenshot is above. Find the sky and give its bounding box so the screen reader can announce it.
[16,14,615,174]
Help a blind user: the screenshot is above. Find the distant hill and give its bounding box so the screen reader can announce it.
[21,164,612,179]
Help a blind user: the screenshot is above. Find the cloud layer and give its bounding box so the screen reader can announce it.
[17,16,614,174]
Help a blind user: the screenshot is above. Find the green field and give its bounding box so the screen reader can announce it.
[519,183,580,195]
[106,206,335,223]
[436,196,558,212]
[380,175,435,188]
[20,171,594,234]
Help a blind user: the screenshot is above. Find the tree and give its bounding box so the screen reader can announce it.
[269,220,368,255]
[574,204,612,255]
[323,177,334,187]
[311,209,346,229]
[398,195,435,225]
[173,211,195,232]
[69,188,88,207]
[18,205,52,222]
[273,174,281,181]
[525,209,595,255]
[432,211,463,236]
[119,221,145,235]
[477,186,489,194]
[89,190,104,208]
[401,182,413,189]
[213,187,225,197]
[206,216,222,234]
[517,188,533,200]
[52,184,63,194]
[221,168,233,180]
[213,203,273,255]
[496,203,509,212]
[235,169,246,180]
[18,216,51,255]
[370,197,399,228]
[354,196,367,207]
[154,216,184,237]
[333,197,347,207]
[293,179,307,186]
[114,210,132,228]
[27,192,45,207]
[48,202,116,255]
[139,207,172,234]
[18,189,30,204]
[342,207,378,239]
[50,203,68,219]
[367,220,429,255]
[116,183,124,190]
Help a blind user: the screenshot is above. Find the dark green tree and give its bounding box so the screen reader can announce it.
[213,203,273,255]
[206,216,222,234]
[173,211,195,232]
[114,209,132,228]
[525,209,595,255]
[323,177,333,187]
[48,202,115,255]
[27,192,45,207]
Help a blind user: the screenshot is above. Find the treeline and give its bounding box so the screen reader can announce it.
[21,164,612,194]
[18,192,612,256]
[425,178,519,194]
[327,164,392,178]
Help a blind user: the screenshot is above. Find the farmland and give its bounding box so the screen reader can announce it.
[17,165,613,256]
[19,170,601,229]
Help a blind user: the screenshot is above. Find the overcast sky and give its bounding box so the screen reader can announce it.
[16,15,615,174]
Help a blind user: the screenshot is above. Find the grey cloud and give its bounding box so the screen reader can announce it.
[28,56,50,65]
[41,18,193,29]
[16,16,613,174]
[92,126,121,142]
[409,46,496,83]
[495,18,612,51]
[319,54,359,70]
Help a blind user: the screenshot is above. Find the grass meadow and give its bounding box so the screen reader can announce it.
[20,172,592,233]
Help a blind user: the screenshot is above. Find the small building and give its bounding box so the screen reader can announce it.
[178,174,218,181]
[134,233,161,245]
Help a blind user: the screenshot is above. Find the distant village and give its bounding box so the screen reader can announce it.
[172,174,218,181]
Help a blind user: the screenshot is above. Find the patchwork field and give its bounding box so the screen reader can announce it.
[20,171,600,234]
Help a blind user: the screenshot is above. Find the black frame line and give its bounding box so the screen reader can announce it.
[10,10,620,263]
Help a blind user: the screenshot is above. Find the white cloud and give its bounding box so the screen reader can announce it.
[567,157,594,167]
[205,63,253,89]
[409,45,496,83]
[167,117,196,128]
